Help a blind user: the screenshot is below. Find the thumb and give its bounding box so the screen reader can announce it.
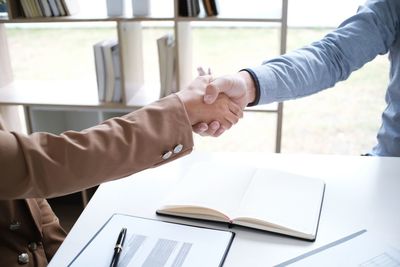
[204,76,237,104]
[204,82,220,104]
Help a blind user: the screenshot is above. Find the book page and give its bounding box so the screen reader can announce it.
[159,162,256,220]
[68,214,233,267]
[235,169,325,236]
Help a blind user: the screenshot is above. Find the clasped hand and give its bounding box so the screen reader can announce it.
[176,71,255,136]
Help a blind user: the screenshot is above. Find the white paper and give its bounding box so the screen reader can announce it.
[160,162,256,219]
[237,168,325,235]
[68,214,233,267]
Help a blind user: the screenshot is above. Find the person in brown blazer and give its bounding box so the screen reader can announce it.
[0,76,243,267]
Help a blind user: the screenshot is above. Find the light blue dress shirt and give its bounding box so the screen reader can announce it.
[247,0,400,156]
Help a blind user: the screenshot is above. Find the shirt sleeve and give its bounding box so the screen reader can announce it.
[0,94,194,200]
[248,0,400,104]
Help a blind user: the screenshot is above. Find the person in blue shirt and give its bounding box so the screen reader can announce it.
[194,0,400,157]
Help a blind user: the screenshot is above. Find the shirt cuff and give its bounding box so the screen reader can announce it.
[240,69,261,106]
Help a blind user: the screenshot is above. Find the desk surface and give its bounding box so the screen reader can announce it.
[50,152,400,266]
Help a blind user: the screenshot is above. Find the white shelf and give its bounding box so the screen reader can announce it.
[0,80,159,109]
[0,16,283,24]
[1,15,176,23]
[176,17,283,23]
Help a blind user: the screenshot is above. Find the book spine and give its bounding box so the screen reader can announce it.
[202,0,212,16]
[186,0,192,16]
[157,36,167,98]
[6,0,23,19]
[210,0,218,16]
[164,34,176,96]
[192,0,200,16]
[32,0,42,17]
[111,44,122,103]
[55,0,66,16]
[103,42,115,102]
[178,0,188,16]
[39,0,52,16]
[20,0,32,17]
[93,42,106,102]
[26,0,35,17]
[60,0,79,16]
[60,0,69,15]
[48,0,60,16]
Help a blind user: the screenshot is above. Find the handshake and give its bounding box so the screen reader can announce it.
[176,71,256,137]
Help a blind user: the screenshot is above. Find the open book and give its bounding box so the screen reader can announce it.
[157,162,325,241]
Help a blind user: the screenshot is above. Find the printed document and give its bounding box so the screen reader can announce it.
[68,214,233,267]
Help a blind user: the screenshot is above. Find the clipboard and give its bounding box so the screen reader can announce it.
[68,213,234,267]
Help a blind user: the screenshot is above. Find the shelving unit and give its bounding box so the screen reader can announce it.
[0,0,288,207]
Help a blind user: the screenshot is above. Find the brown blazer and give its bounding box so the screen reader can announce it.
[0,94,194,266]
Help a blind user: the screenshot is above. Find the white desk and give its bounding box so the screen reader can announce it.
[50,152,400,266]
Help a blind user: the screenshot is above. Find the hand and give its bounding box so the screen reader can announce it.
[176,75,243,131]
[193,71,257,136]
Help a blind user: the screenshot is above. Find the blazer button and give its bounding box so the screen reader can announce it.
[9,220,21,231]
[28,242,38,251]
[18,253,29,264]
[173,144,183,154]
[162,151,173,160]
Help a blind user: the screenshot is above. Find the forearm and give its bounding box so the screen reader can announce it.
[249,0,399,104]
[0,94,193,200]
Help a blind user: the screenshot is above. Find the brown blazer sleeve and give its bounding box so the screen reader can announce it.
[0,94,194,200]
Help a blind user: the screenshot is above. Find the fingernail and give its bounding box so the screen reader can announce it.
[204,95,213,103]
[199,125,207,132]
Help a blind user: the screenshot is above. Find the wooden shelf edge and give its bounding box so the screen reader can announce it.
[1,15,176,23]
[1,16,282,24]
[176,17,283,23]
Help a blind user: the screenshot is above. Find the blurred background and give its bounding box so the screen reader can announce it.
[5,0,387,155]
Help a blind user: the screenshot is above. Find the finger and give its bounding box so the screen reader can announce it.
[192,122,208,134]
[220,118,234,130]
[224,102,241,125]
[203,121,220,136]
[228,101,244,118]
[210,120,220,131]
[204,83,220,104]
[213,127,226,137]
[199,74,213,85]
[221,110,239,126]
[195,130,209,137]
[211,77,233,93]
[204,76,237,104]
[195,128,210,137]
[197,66,206,76]
[229,112,240,125]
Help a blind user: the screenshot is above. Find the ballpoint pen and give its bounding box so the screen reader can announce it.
[110,227,127,267]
